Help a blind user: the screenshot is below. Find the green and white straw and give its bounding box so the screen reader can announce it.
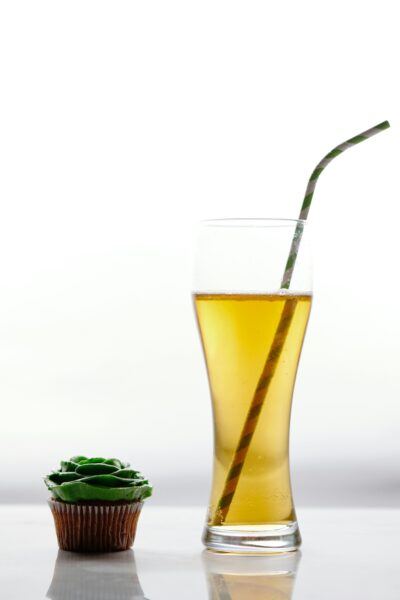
[281,120,390,289]
[213,120,391,525]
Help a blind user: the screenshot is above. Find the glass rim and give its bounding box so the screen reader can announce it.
[198,218,305,228]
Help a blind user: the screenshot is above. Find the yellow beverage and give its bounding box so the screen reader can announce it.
[194,293,311,527]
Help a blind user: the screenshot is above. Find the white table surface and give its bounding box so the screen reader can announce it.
[0,506,399,599]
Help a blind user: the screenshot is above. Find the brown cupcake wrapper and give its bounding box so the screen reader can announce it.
[49,499,143,553]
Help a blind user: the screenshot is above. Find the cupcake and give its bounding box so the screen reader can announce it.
[45,456,152,553]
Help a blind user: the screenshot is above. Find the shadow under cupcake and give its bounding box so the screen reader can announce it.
[45,456,152,553]
[47,549,148,600]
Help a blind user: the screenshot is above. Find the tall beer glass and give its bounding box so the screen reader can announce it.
[193,219,311,553]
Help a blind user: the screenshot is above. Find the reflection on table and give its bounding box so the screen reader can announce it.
[46,549,149,600]
[203,550,301,600]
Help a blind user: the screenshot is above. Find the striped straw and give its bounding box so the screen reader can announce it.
[281,120,390,288]
[212,120,390,525]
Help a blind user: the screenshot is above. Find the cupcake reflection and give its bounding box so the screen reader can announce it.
[46,549,149,600]
[203,551,301,600]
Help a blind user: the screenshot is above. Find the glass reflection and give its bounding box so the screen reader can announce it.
[46,549,149,600]
[203,551,301,600]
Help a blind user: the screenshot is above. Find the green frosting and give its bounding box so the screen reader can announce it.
[45,456,152,503]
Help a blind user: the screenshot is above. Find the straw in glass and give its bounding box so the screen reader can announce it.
[212,120,390,525]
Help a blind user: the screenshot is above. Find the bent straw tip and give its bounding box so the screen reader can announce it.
[376,120,390,130]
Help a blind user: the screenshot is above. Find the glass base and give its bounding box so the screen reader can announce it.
[202,521,301,554]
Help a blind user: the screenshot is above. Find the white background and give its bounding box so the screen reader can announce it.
[0,1,399,507]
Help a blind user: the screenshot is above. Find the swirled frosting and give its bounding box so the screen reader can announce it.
[45,456,152,503]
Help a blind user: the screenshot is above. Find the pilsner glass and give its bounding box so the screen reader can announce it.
[193,219,312,553]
